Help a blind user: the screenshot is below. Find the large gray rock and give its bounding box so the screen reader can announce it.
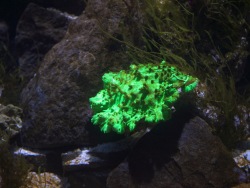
[20,0,143,148]
[107,116,246,188]
[15,3,76,81]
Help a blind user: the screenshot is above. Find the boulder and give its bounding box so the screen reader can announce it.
[15,3,76,81]
[20,0,143,148]
[107,116,246,188]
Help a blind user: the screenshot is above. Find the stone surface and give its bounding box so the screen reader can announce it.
[0,104,22,139]
[233,149,250,181]
[21,172,67,188]
[15,3,76,81]
[20,0,143,148]
[62,130,147,188]
[28,0,86,15]
[107,116,246,188]
[194,82,250,145]
[62,130,147,172]
[0,21,9,47]
[14,148,47,170]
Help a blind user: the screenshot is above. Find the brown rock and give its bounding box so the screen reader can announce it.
[107,116,246,188]
[20,0,143,148]
[16,3,75,81]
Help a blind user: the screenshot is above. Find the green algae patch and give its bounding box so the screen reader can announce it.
[89,61,198,133]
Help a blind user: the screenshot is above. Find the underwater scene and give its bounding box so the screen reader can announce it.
[0,0,250,187]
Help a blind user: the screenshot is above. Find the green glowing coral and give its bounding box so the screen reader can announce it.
[89,61,198,133]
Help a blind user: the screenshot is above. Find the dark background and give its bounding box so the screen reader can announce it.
[0,0,86,38]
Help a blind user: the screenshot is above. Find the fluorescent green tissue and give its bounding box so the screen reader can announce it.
[89,61,198,133]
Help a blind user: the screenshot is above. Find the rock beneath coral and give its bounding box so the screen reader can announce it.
[61,130,146,187]
[20,0,143,148]
[62,130,146,172]
[107,116,246,188]
[62,148,105,171]
[107,161,131,188]
[15,3,76,81]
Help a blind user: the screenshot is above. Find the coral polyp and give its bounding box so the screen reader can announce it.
[89,61,198,133]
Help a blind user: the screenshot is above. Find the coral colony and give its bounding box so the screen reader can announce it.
[89,61,198,133]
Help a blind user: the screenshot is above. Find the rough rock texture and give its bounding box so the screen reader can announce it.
[21,172,66,188]
[14,148,47,170]
[107,116,246,188]
[194,82,250,144]
[27,0,86,15]
[62,130,146,172]
[15,3,76,81]
[20,0,143,148]
[0,104,22,139]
